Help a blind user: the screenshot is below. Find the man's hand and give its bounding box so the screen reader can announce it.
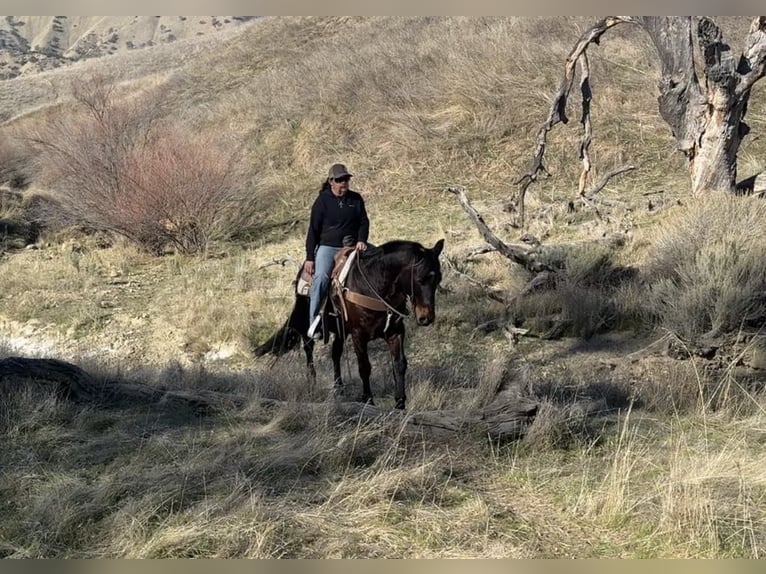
[355,241,367,252]
[304,260,314,275]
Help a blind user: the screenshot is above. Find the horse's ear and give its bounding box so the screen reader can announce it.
[432,238,445,257]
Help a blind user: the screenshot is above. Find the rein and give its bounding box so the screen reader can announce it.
[345,252,412,320]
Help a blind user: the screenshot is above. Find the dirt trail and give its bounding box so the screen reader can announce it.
[0,313,250,371]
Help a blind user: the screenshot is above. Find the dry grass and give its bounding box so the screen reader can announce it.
[4,351,766,558]
[2,16,766,558]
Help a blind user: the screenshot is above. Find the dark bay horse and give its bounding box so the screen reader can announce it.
[254,239,444,409]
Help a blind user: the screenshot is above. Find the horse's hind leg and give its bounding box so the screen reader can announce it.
[352,335,374,405]
[303,337,316,383]
[385,331,407,410]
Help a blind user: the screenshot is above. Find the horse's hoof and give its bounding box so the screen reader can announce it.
[361,395,375,406]
[394,400,406,410]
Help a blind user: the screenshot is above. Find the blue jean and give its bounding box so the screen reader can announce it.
[310,245,341,322]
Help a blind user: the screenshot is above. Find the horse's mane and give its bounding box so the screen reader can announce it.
[360,240,426,262]
[356,240,439,287]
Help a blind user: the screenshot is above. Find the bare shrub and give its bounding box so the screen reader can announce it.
[645,194,766,342]
[510,244,637,339]
[22,74,248,255]
[119,128,248,254]
[0,134,31,189]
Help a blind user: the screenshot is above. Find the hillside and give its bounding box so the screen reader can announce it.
[0,16,258,79]
[2,16,766,558]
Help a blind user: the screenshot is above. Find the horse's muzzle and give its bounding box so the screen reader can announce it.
[414,306,434,326]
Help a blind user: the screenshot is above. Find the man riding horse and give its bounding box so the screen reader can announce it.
[303,163,370,340]
[255,162,444,410]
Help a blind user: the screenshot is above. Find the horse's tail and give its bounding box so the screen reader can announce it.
[253,293,310,357]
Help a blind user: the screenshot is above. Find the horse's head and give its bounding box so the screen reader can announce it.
[410,239,444,326]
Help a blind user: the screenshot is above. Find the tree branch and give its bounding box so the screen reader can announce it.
[442,254,508,304]
[512,16,637,227]
[257,256,300,271]
[736,16,766,96]
[448,186,549,271]
[577,52,593,196]
[464,245,497,258]
[582,165,637,200]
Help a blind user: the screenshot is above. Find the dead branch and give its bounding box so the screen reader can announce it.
[442,254,508,304]
[502,325,530,347]
[447,186,550,272]
[577,52,593,196]
[257,256,300,271]
[0,357,246,414]
[583,165,636,199]
[334,392,538,442]
[0,357,101,402]
[512,16,637,227]
[737,17,766,96]
[464,245,497,259]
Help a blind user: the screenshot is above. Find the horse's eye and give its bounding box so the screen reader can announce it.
[419,271,437,286]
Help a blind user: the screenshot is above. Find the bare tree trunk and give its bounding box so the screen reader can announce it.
[640,16,766,194]
[513,16,766,221]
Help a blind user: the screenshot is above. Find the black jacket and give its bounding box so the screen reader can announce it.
[305,188,369,261]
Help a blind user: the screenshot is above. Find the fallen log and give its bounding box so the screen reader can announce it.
[332,389,538,442]
[0,356,539,442]
[0,356,101,401]
[0,356,246,414]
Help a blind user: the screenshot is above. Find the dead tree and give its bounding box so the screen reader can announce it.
[513,16,766,227]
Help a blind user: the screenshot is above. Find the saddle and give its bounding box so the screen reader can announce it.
[331,246,356,285]
[296,247,389,321]
[296,246,355,297]
[331,247,389,319]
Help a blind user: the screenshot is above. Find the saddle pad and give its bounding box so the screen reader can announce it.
[332,246,356,287]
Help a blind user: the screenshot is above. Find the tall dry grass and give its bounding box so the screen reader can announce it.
[4,348,766,558]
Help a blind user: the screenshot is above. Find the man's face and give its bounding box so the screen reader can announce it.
[330,175,351,196]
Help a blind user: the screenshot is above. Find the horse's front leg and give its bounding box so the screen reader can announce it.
[331,331,345,393]
[385,331,407,409]
[351,333,373,404]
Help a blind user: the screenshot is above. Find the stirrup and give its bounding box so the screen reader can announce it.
[308,315,322,339]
